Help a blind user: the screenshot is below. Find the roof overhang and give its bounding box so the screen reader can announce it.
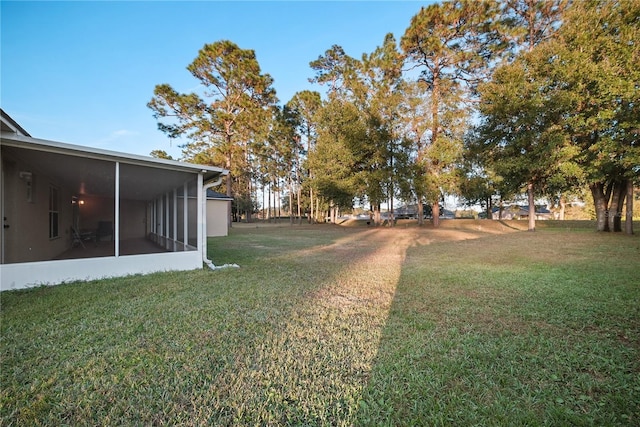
[206,189,233,201]
[1,132,228,182]
[1,132,228,201]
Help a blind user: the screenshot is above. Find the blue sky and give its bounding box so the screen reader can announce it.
[1,0,433,159]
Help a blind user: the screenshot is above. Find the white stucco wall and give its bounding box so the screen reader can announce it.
[0,251,203,291]
[207,199,229,237]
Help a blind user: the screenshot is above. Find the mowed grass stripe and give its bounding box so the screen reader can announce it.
[1,221,638,425]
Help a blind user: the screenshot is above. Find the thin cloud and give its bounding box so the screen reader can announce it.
[92,129,139,148]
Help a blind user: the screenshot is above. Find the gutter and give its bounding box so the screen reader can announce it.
[202,175,239,270]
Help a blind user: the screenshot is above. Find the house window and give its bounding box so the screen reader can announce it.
[49,186,59,239]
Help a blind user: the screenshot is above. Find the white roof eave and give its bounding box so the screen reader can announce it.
[0,131,228,178]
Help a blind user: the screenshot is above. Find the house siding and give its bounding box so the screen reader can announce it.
[207,199,229,237]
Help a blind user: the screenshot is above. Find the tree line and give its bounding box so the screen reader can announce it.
[148,0,639,234]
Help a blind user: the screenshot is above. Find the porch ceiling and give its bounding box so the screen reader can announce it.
[3,145,199,200]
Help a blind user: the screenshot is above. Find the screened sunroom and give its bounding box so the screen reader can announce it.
[1,111,227,291]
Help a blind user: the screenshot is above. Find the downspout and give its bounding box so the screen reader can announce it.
[202,174,239,270]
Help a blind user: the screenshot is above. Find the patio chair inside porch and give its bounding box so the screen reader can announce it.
[71,227,97,249]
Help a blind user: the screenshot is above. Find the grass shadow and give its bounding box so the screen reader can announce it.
[356,230,640,425]
[2,224,403,425]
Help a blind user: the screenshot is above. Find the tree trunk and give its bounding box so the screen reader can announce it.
[417,196,424,226]
[590,182,609,232]
[267,184,272,223]
[277,186,281,223]
[289,183,294,226]
[307,131,314,225]
[431,71,441,229]
[297,185,302,225]
[226,174,233,227]
[486,196,492,221]
[432,201,440,228]
[295,154,302,225]
[608,180,626,232]
[309,188,314,224]
[226,154,233,228]
[625,179,634,235]
[246,178,253,223]
[559,195,566,220]
[614,189,625,233]
[375,203,382,226]
[527,182,536,232]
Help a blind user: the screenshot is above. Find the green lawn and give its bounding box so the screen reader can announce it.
[2,221,639,426]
